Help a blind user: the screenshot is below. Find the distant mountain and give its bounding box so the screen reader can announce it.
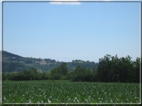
[2,51,98,72]
[2,51,61,72]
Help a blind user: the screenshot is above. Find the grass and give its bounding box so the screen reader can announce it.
[0,80,2,104]
[3,80,140,104]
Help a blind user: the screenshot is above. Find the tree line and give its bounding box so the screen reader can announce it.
[3,54,140,83]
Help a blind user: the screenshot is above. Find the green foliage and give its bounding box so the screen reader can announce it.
[3,68,49,81]
[3,51,140,83]
[3,80,140,103]
[50,62,68,80]
[68,60,98,70]
[70,65,99,82]
[3,61,32,72]
[3,51,98,72]
[2,51,61,72]
[97,55,140,83]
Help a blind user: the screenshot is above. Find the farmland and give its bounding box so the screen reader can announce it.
[3,80,140,104]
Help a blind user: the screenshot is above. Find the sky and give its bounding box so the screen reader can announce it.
[2,1,141,62]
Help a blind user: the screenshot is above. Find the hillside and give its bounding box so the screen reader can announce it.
[2,51,98,72]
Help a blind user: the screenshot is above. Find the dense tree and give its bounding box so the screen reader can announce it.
[132,57,140,83]
[50,62,68,80]
[60,62,68,76]
[3,68,49,81]
[3,54,140,83]
[97,54,111,82]
[97,54,140,83]
[71,65,94,82]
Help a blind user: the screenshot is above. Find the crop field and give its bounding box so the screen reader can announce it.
[3,80,140,104]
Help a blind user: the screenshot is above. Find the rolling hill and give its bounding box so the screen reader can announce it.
[2,51,98,72]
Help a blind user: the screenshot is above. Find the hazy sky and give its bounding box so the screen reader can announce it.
[3,1,141,62]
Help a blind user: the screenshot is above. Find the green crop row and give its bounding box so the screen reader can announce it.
[3,80,140,104]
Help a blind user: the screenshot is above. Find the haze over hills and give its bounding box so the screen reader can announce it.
[2,51,98,72]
